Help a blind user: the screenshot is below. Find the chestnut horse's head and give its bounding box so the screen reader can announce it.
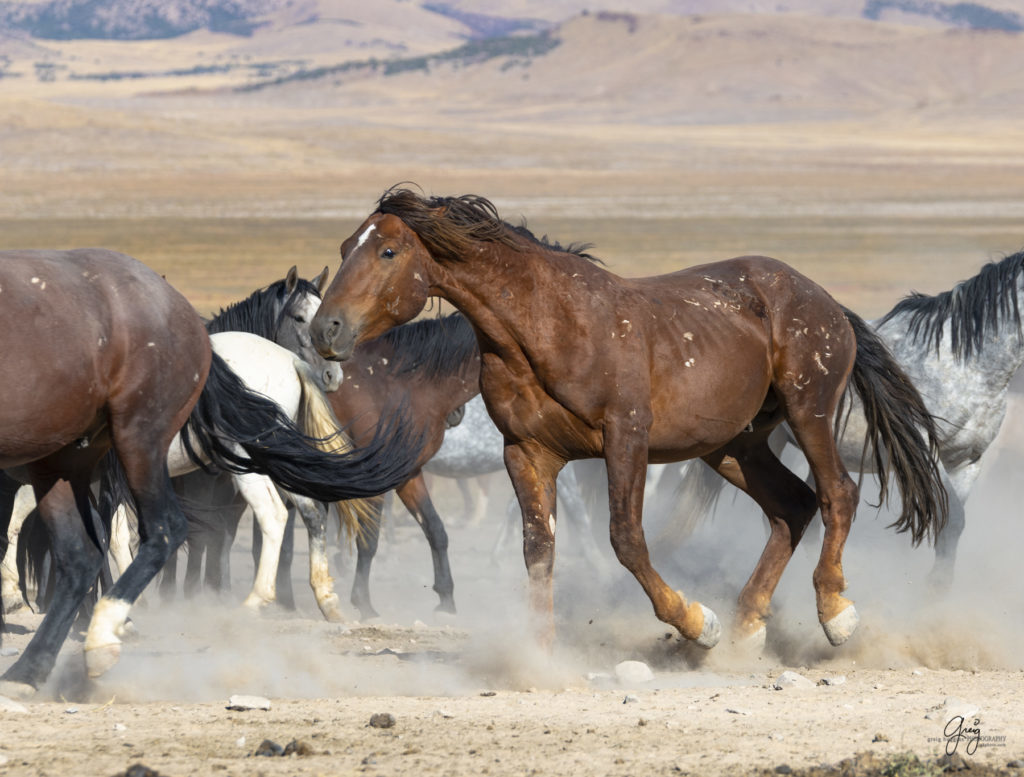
[311,212,433,361]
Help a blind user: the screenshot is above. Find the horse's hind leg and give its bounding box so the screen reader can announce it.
[84,454,187,678]
[927,464,970,592]
[233,473,289,612]
[2,485,36,613]
[702,439,819,648]
[395,474,456,615]
[786,414,860,646]
[289,493,344,622]
[2,476,104,694]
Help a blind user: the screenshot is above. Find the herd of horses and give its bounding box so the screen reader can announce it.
[1,184,1021,698]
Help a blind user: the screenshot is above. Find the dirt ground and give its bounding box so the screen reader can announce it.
[3,425,1024,777]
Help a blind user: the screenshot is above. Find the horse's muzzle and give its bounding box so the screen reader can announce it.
[311,315,358,361]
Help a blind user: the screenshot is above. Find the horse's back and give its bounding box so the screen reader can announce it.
[0,248,210,467]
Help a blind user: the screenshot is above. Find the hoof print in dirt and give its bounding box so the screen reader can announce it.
[369,712,396,729]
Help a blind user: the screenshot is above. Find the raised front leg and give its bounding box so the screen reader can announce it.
[603,421,719,649]
[396,474,455,614]
[504,442,563,648]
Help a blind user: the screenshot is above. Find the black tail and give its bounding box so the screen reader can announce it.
[179,352,423,502]
[839,307,949,545]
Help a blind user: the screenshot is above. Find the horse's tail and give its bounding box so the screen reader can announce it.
[181,351,422,503]
[293,360,384,546]
[841,306,948,545]
[16,506,49,611]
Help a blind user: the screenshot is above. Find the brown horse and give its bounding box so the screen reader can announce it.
[310,188,947,651]
[0,249,424,696]
[326,312,480,618]
[0,248,210,694]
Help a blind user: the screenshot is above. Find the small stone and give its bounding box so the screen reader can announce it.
[614,660,654,684]
[369,712,396,729]
[64,706,79,714]
[362,754,378,765]
[817,675,846,686]
[226,694,271,711]
[775,765,793,774]
[283,739,314,756]
[123,765,160,777]
[1006,759,1024,768]
[773,671,814,690]
[872,732,889,742]
[235,736,246,748]
[0,695,29,714]
[725,708,751,716]
[0,754,8,767]
[113,723,127,732]
[769,732,784,741]
[0,647,18,657]
[622,694,639,704]
[254,739,283,757]
[936,753,971,772]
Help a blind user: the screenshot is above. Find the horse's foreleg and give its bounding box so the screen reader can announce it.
[603,424,720,649]
[396,474,456,614]
[350,500,385,620]
[505,442,565,649]
[289,493,344,622]
[234,473,288,611]
[1,486,35,613]
[702,440,819,649]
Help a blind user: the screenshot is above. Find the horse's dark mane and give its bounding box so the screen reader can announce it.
[376,185,601,264]
[372,312,479,381]
[879,250,1024,361]
[205,277,320,338]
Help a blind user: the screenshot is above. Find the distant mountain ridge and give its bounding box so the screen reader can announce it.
[1,0,1023,42]
[0,0,282,39]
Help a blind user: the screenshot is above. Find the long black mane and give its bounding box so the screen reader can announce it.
[880,250,1024,361]
[373,313,479,381]
[206,277,320,338]
[375,185,600,264]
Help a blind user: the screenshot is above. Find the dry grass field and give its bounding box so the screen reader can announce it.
[3,5,1024,776]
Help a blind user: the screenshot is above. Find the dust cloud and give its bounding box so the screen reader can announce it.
[23,388,1024,705]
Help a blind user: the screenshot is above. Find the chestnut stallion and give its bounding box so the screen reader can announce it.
[310,188,947,651]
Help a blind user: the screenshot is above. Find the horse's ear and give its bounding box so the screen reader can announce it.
[315,266,330,294]
[285,265,298,293]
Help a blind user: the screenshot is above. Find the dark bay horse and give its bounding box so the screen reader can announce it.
[327,312,480,618]
[310,188,947,651]
[0,249,421,696]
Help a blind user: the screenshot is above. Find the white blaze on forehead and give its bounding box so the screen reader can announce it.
[355,223,377,249]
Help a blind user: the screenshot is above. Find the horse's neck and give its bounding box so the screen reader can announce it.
[436,244,588,364]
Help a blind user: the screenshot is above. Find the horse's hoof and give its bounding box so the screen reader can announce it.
[694,604,721,649]
[242,595,272,613]
[822,604,859,646]
[2,596,25,615]
[85,643,122,678]
[0,679,35,700]
[735,623,767,653]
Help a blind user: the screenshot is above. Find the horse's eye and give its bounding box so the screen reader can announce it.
[382,248,396,259]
